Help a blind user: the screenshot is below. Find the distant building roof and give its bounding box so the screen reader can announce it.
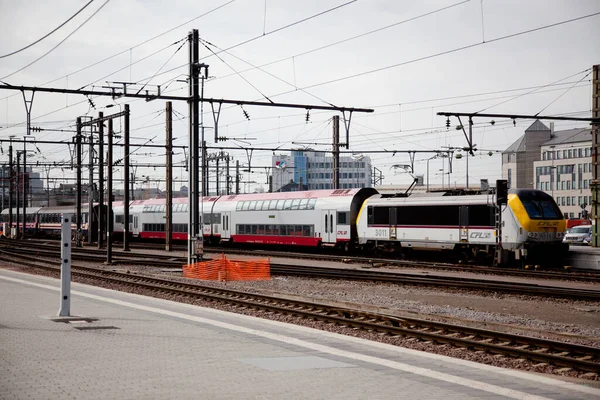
[525,120,550,132]
[543,127,591,145]
[503,120,590,154]
[504,135,526,153]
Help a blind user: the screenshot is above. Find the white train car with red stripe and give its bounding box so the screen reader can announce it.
[214,188,377,250]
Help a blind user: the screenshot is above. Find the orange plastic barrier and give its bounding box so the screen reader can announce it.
[183,254,270,281]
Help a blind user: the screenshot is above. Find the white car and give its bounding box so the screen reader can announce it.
[563,225,592,245]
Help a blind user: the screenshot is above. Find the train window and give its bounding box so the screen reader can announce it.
[372,206,390,225]
[115,215,123,223]
[247,201,256,211]
[308,199,317,210]
[290,199,300,210]
[337,212,348,225]
[303,225,312,236]
[236,202,243,211]
[251,225,258,234]
[268,200,277,210]
[276,200,285,210]
[242,201,250,211]
[260,201,270,211]
[255,200,264,210]
[283,200,293,210]
[298,199,309,210]
[468,205,495,226]
[520,199,562,219]
[400,205,460,226]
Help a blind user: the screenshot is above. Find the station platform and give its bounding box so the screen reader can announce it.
[2,268,599,400]
[565,245,600,270]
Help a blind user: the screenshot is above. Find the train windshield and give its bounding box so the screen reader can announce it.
[516,190,562,220]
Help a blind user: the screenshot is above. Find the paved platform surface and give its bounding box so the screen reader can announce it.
[2,268,599,400]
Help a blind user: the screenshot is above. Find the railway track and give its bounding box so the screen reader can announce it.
[24,237,600,283]
[1,250,599,376]
[2,239,600,300]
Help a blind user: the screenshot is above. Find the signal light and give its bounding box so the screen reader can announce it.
[496,179,508,205]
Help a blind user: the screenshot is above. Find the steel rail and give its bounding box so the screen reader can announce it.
[2,241,600,300]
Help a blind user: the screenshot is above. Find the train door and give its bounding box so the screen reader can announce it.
[132,215,140,237]
[388,207,397,240]
[321,210,336,243]
[459,206,469,241]
[221,212,231,240]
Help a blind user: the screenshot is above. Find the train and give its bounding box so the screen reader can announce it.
[0,187,568,266]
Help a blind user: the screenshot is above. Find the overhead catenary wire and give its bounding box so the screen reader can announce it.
[266,11,600,100]
[0,0,238,102]
[1,0,111,81]
[535,70,594,116]
[0,0,95,59]
[0,1,362,131]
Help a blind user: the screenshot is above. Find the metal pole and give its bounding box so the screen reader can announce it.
[8,138,13,234]
[333,115,340,189]
[226,155,230,195]
[123,104,130,251]
[592,64,600,247]
[166,101,173,251]
[467,117,473,190]
[75,118,82,246]
[427,158,430,192]
[88,127,94,244]
[106,119,113,264]
[1,165,4,211]
[58,213,72,317]
[22,140,26,238]
[188,29,200,265]
[16,153,20,238]
[235,160,240,194]
[97,112,104,249]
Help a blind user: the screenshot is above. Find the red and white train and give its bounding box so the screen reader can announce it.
[2,187,568,265]
[112,188,377,250]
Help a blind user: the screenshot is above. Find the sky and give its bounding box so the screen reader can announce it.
[0,0,599,194]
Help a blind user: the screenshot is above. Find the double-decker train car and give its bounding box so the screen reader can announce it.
[212,188,377,250]
[356,188,567,265]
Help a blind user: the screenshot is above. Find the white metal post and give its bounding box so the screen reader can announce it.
[58,214,72,316]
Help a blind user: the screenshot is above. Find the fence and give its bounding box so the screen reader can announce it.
[183,254,270,281]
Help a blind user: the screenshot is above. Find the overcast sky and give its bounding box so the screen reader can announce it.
[0,0,599,192]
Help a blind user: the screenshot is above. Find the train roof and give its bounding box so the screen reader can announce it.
[365,193,496,206]
[215,188,372,202]
[1,206,42,214]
